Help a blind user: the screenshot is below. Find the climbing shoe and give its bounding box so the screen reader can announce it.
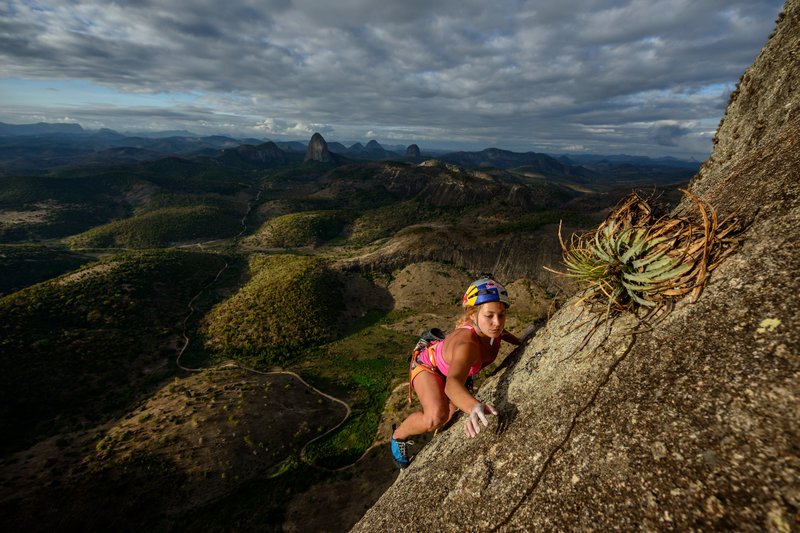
[390,424,411,468]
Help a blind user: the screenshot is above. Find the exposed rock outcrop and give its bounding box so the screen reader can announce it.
[304,132,333,163]
[324,162,583,290]
[405,144,421,158]
[338,223,576,293]
[353,1,799,531]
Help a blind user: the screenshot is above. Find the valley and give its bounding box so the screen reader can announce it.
[0,131,691,531]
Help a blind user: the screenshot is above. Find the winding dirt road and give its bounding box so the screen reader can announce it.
[172,184,398,472]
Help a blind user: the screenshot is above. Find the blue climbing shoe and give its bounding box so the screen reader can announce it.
[390,425,411,468]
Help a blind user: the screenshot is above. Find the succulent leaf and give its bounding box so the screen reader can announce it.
[631,251,670,270]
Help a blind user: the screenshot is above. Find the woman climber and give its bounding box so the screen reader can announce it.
[390,276,522,468]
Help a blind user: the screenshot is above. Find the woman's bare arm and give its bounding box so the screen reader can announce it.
[444,340,481,413]
[501,329,521,345]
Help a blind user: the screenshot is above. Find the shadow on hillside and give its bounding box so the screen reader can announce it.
[335,270,395,336]
[0,452,186,532]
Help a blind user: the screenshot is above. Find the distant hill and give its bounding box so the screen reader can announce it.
[216,141,293,168]
[272,140,308,152]
[0,131,262,174]
[559,153,700,170]
[0,122,84,136]
[440,147,591,175]
[0,122,700,184]
[325,140,403,160]
[123,129,198,138]
[437,147,697,189]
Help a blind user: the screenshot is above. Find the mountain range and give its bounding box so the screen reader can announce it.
[0,122,698,189]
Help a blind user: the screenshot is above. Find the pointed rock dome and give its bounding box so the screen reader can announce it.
[304,132,333,162]
[405,144,421,158]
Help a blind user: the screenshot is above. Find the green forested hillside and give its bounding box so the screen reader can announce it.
[246,210,351,248]
[0,249,230,454]
[67,205,243,248]
[0,156,255,243]
[203,254,342,362]
[0,244,93,296]
[0,171,126,241]
[347,199,460,244]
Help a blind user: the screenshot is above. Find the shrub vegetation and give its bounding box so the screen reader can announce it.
[203,254,342,363]
[68,206,242,248]
[0,244,92,296]
[247,210,350,248]
[0,249,229,454]
[549,191,740,316]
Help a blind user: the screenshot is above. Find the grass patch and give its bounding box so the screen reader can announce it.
[299,315,414,468]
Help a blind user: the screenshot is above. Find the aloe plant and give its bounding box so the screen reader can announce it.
[548,191,739,315]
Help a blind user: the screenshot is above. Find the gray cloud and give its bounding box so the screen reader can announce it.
[650,122,693,147]
[0,0,786,157]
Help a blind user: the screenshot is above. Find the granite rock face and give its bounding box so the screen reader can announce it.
[352,1,799,531]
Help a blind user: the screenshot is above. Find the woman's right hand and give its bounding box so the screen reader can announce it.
[465,403,498,437]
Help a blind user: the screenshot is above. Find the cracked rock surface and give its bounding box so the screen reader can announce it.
[352,1,799,530]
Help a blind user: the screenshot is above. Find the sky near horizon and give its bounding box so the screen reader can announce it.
[0,0,786,158]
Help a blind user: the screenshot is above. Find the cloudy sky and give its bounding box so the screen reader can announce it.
[0,0,786,158]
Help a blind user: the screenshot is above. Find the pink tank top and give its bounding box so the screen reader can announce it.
[433,324,498,377]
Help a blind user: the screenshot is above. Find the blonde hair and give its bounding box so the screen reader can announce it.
[455,305,479,328]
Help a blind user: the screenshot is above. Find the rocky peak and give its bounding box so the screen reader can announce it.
[354,1,799,530]
[405,144,421,158]
[348,142,366,153]
[364,140,387,158]
[304,132,333,163]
